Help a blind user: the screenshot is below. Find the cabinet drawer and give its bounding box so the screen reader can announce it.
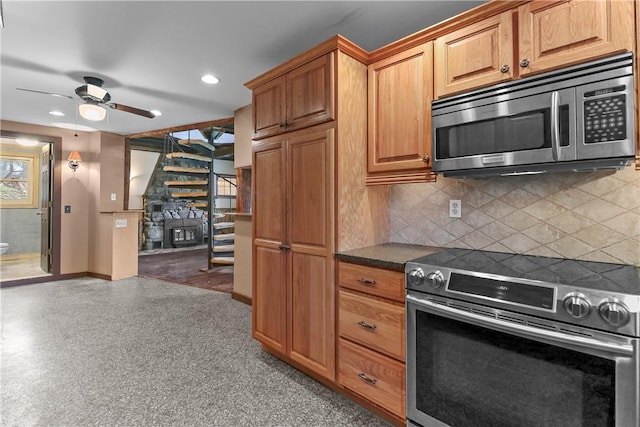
[338,262,404,302]
[339,290,404,361]
[338,338,405,418]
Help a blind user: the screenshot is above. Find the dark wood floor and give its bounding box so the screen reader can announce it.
[138,248,233,293]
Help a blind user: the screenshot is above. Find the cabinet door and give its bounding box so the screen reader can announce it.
[367,43,433,177]
[287,127,336,381]
[434,11,513,98]
[518,0,635,77]
[286,53,335,133]
[253,75,287,139]
[252,140,287,354]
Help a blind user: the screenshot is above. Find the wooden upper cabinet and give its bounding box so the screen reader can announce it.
[253,76,286,140]
[434,11,514,98]
[367,42,435,185]
[252,53,335,140]
[518,0,635,77]
[286,53,335,134]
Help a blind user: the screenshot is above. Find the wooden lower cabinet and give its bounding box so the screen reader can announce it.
[337,261,406,421]
[338,338,406,418]
[339,290,404,361]
[252,127,335,381]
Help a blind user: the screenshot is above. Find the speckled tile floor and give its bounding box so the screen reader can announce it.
[0,277,390,427]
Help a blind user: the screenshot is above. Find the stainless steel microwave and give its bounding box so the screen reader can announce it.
[432,53,636,178]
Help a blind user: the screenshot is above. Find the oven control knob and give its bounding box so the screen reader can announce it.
[407,268,425,286]
[563,294,591,319]
[426,271,445,289]
[599,301,630,327]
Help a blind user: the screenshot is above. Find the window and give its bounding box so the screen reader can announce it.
[0,151,40,208]
[216,175,236,197]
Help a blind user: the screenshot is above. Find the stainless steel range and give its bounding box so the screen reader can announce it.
[405,248,640,427]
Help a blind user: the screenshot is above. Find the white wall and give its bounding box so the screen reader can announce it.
[129,150,160,210]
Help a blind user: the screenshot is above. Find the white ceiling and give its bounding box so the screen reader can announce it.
[0,1,486,136]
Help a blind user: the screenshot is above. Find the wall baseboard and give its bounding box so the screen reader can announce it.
[231,292,252,306]
[87,272,112,281]
[0,272,88,288]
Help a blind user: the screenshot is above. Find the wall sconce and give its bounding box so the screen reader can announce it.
[68,151,82,172]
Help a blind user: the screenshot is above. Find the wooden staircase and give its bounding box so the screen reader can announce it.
[211,216,235,265]
[144,129,236,266]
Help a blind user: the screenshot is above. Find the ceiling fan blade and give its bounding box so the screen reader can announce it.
[16,88,75,100]
[108,103,155,118]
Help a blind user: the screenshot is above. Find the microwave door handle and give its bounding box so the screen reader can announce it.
[550,90,561,161]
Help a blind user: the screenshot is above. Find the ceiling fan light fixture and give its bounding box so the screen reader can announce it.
[86,84,108,101]
[79,102,106,121]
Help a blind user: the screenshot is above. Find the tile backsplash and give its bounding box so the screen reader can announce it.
[390,166,640,266]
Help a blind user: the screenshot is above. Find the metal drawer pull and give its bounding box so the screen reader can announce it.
[357,321,377,331]
[357,278,376,286]
[358,372,377,385]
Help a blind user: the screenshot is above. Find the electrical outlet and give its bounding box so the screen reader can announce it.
[449,200,462,218]
[115,219,127,228]
[111,193,116,201]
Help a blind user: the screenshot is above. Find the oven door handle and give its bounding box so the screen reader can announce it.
[406,294,634,356]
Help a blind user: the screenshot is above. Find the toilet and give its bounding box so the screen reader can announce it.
[0,243,8,255]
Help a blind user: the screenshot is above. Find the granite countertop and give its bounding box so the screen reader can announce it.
[335,243,442,272]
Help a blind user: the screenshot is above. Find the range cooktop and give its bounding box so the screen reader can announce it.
[406,248,640,336]
[409,248,640,295]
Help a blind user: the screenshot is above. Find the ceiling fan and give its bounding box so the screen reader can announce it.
[17,76,155,121]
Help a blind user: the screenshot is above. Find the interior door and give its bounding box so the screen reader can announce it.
[40,144,52,272]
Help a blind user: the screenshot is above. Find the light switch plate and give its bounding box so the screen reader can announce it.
[449,200,462,218]
[115,219,127,228]
[110,193,117,201]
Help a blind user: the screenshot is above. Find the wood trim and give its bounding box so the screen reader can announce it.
[245,35,368,89]
[260,344,404,427]
[366,172,437,186]
[126,117,234,139]
[124,137,131,210]
[0,272,87,288]
[231,291,252,306]
[369,0,530,63]
[87,272,112,281]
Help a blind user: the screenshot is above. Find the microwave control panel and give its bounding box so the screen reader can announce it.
[583,91,627,144]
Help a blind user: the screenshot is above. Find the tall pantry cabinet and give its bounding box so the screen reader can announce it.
[246,36,390,382]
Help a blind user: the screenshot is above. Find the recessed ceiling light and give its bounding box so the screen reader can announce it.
[16,138,39,147]
[49,110,65,117]
[201,74,219,84]
[151,110,162,117]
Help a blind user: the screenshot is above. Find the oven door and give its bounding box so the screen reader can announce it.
[406,292,639,427]
[432,88,576,173]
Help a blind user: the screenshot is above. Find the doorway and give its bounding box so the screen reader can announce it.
[0,131,60,286]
